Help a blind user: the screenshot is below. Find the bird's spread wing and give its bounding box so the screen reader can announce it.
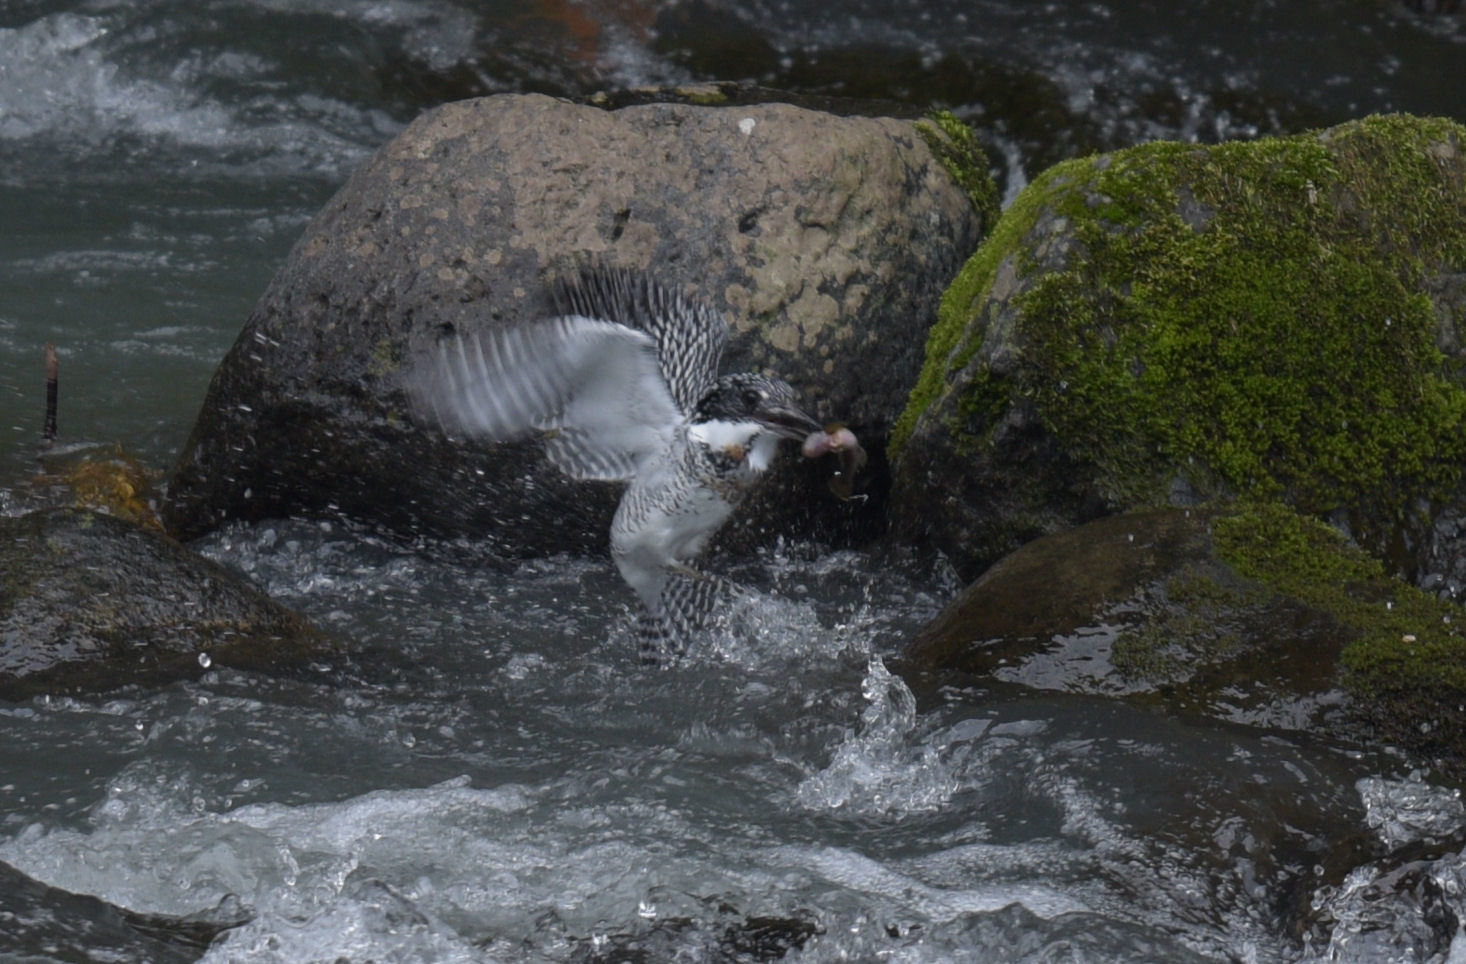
[553,269,727,415]
[411,315,681,481]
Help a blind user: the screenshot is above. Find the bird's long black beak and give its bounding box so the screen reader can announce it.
[756,401,823,441]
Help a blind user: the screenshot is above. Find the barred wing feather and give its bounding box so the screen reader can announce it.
[412,315,681,481]
[553,269,727,415]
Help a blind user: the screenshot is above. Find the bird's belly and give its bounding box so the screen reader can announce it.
[626,487,733,563]
[611,485,735,605]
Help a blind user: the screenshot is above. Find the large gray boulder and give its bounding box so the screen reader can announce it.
[0,508,329,700]
[162,91,990,554]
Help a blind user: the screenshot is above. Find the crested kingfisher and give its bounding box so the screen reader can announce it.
[411,268,852,656]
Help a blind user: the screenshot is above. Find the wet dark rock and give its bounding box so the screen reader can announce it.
[902,501,1466,776]
[0,508,331,700]
[372,9,604,113]
[649,4,1337,195]
[889,115,1466,584]
[1395,0,1464,14]
[0,858,244,961]
[902,507,1356,733]
[163,91,990,555]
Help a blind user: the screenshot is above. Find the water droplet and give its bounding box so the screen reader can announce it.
[197,652,212,668]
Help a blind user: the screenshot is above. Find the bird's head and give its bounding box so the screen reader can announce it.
[693,372,821,440]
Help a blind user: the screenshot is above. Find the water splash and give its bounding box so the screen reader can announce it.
[1359,774,1466,850]
[1305,775,1466,961]
[794,657,962,817]
[203,877,481,964]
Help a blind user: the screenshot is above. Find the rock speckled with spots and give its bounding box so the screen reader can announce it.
[164,92,988,552]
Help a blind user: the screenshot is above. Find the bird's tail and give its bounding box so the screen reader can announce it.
[636,569,746,662]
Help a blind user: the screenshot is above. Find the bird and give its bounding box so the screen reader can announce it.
[410,268,831,657]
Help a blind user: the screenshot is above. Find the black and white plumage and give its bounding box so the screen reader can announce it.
[411,269,823,656]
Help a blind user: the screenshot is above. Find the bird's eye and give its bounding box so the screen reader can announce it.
[741,388,762,408]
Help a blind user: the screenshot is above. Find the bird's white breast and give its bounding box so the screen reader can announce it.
[611,420,782,611]
[688,419,780,475]
[690,419,761,456]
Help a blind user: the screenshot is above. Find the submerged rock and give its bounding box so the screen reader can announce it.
[0,508,330,700]
[889,114,1466,583]
[902,506,1354,732]
[0,859,242,962]
[903,503,1466,777]
[566,910,819,962]
[163,91,992,554]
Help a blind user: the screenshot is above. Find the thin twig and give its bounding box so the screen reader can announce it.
[43,343,58,445]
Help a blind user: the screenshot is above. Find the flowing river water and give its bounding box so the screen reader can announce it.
[3,1,1466,959]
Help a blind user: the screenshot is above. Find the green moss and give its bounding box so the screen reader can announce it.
[892,155,1090,454]
[1214,501,1466,759]
[1111,563,1258,683]
[1112,621,1186,681]
[897,115,1466,514]
[1214,502,1379,597]
[915,111,1000,231]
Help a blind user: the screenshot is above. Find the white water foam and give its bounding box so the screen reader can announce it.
[0,10,392,177]
[1303,774,1466,961]
[0,14,233,145]
[0,757,820,958]
[0,767,535,920]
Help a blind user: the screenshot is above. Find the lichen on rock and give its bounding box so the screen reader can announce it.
[163,91,989,554]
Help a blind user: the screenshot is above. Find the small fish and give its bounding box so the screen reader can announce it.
[801,423,867,501]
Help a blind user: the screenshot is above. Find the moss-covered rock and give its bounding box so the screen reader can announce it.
[915,110,1001,238]
[900,506,1356,732]
[889,114,1466,582]
[901,501,1466,778]
[0,508,332,700]
[1216,501,1466,775]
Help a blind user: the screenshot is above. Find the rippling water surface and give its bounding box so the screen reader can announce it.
[2,520,1452,961]
[4,0,1466,959]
